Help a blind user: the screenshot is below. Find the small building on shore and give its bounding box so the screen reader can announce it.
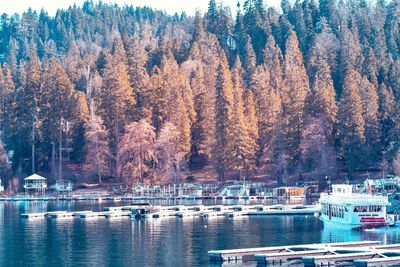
[24,174,47,196]
[52,180,73,195]
[273,186,305,199]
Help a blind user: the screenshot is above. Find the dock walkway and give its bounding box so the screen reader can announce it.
[21,204,320,220]
[208,241,400,266]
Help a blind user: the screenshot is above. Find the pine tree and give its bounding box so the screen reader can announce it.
[389,60,400,99]
[149,55,192,155]
[319,0,340,33]
[190,66,214,158]
[243,89,259,153]
[180,70,196,126]
[214,57,235,181]
[126,35,149,119]
[283,31,310,163]
[307,20,339,88]
[206,0,219,35]
[243,35,256,85]
[84,115,111,183]
[111,31,127,64]
[339,28,364,87]
[230,58,257,179]
[250,65,281,153]
[306,56,337,130]
[14,50,42,174]
[0,139,10,180]
[193,10,205,41]
[0,65,16,148]
[97,53,136,174]
[378,83,396,155]
[359,75,380,160]
[263,36,285,95]
[336,70,366,173]
[40,58,77,175]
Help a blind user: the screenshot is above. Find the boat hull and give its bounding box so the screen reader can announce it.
[320,217,388,230]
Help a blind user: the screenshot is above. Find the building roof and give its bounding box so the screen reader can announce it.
[24,174,47,180]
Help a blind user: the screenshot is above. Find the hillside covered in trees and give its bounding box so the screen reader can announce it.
[0,0,399,189]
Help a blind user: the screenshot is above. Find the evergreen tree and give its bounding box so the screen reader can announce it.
[359,75,380,160]
[242,35,256,85]
[0,66,16,144]
[377,83,396,155]
[126,35,149,119]
[306,56,337,130]
[40,58,77,175]
[213,57,235,181]
[243,89,259,154]
[97,54,135,174]
[230,58,257,179]
[250,65,281,153]
[339,27,364,87]
[149,55,192,155]
[0,139,10,179]
[190,66,214,158]
[282,31,310,163]
[14,50,41,173]
[263,36,285,95]
[336,70,366,174]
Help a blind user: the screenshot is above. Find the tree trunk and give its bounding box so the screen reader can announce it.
[98,172,102,184]
[51,142,55,176]
[59,120,62,180]
[31,119,35,174]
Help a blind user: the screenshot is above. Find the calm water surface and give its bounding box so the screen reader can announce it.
[1,200,400,267]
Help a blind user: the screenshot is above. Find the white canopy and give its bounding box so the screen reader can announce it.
[24,174,47,181]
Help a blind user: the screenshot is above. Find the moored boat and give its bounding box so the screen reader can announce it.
[319,184,390,230]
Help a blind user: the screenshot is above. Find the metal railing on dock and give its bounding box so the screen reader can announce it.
[207,241,400,266]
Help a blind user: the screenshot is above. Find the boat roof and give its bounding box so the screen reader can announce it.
[24,174,47,180]
[320,193,389,206]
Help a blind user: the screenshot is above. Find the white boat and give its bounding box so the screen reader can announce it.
[319,184,390,230]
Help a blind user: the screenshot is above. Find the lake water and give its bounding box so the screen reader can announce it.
[2,200,400,267]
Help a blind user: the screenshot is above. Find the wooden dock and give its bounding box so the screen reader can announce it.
[208,241,400,266]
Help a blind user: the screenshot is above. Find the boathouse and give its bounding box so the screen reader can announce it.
[24,174,47,196]
[273,186,305,198]
[53,180,73,195]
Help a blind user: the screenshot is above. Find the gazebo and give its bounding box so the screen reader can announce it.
[24,174,47,196]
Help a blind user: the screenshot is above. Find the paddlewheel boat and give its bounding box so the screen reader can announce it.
[319,184,390,230]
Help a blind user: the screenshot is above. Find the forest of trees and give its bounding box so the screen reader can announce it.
[0,0,399,188]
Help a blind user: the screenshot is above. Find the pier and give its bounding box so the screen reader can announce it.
[208,241,400,266]
[20,204,320,220]
[0,194,276,202]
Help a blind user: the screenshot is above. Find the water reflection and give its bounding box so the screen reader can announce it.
[4,201,400,266]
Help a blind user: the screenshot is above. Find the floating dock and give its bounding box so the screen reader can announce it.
[208,241,400,266]
[2,195,276,202]
[20,204,320,221]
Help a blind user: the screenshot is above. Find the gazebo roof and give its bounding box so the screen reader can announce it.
[24,174,47,181]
